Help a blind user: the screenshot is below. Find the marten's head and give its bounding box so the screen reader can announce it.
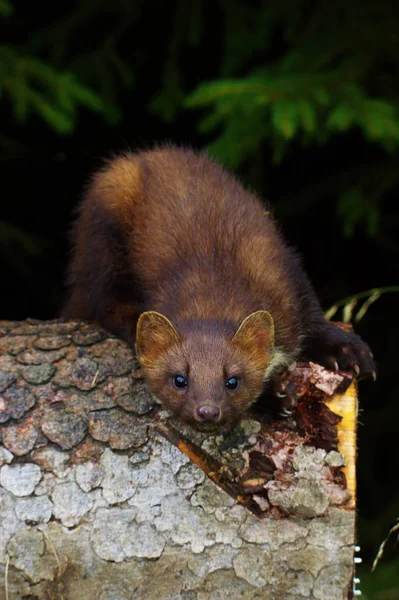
[135,310,275,430]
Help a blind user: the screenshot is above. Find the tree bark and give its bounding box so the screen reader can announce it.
[0,319,357,599]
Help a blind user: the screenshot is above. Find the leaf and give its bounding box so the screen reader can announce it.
[186,77,269,107]
[354,292,381,322]
[324,305,339,320]
[298,99,317,132]
[372,520,399,571]
[343,298,358,323]
[272,101,298,139]
[28,91,74,134]
[326,104,355,131]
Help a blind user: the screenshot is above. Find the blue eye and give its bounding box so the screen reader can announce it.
[173,375,188,389]
[225,376,240,390]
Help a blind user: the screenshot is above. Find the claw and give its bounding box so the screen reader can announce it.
[371,370,377,381]
[354,364,360,376]
[333,361,339,372]
[279,409,292,417]
[276,392,287,398]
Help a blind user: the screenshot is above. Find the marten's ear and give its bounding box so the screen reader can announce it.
[136,311,180,365]
[232,311,274,356]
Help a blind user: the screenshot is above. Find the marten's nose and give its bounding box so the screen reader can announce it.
[196,405,220,423]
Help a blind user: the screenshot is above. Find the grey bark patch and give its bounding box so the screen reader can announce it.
[154,490,244,553]
[275,568,314,597]
[233,545,273,588]
[187,544,239,580]
[7,528,54,583]
[293,444,327,473]
[127,456,177,523]
[41,408,87,449]
[100,449,138,504]
[129,450,150,465]
[314,562,353,600]
[85,385,119,410]
[268,477,329,518]
[72,327,107,346]
[0,446,13,466]
[308,508,354,550]
[0,488,23,562]
[0,370,17,392]
[33,335,72,350]
[2,419,38,455]
[240,515,307,547]
[21,363,56,384]
[0,463,41,496]
[15,495,53,523]
[160,441,190,474]
[51,360,73,387]
[89,408,148,450]
[121,522,166,559]
[325,450,346,467]
[282,545,331,578]
[75,461,105,492]
[98,353,134,378]
[71,357,102,390]
[117,387,156,415]
[176,462,206,489]
[190,478,235,514]
[32,446,71,478]
[91,507,137,562]
[0,384,36,421]
[86,376,133,411]
[3,335,30,355]
[51,481,93,527]
[197,570,269,600]
[98,584,132,600]
[236,418,262,437]
[34,471,57,496]
[16,348,66,365]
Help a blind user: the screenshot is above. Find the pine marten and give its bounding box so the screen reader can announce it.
[63,145,375,430]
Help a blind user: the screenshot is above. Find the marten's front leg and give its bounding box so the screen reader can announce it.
[296,265,375,379]
[302,320,376,380]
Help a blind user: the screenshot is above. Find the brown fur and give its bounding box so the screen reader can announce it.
[63,145,375,428]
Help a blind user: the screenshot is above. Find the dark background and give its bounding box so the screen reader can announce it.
[1,1,398,595]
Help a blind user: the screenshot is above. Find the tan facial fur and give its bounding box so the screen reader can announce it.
[135,310,275,429]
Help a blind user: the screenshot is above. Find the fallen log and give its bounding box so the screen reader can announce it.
[0,318,358,599]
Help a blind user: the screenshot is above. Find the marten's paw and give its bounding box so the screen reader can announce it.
[304,323,376,381]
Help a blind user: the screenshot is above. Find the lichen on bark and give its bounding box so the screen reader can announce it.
[0,319,356,599]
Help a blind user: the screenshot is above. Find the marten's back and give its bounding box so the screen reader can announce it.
[64,146,302,351]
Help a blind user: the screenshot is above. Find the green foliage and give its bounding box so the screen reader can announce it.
[372,520,399,571]
[325,286,399,323]
[1,0,399,238]
[182,0,399,237]
[0,47,109,134]
[186,71,399,170]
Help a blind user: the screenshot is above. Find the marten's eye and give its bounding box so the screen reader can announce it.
[173,375,188,389]
[225,376,240,390]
